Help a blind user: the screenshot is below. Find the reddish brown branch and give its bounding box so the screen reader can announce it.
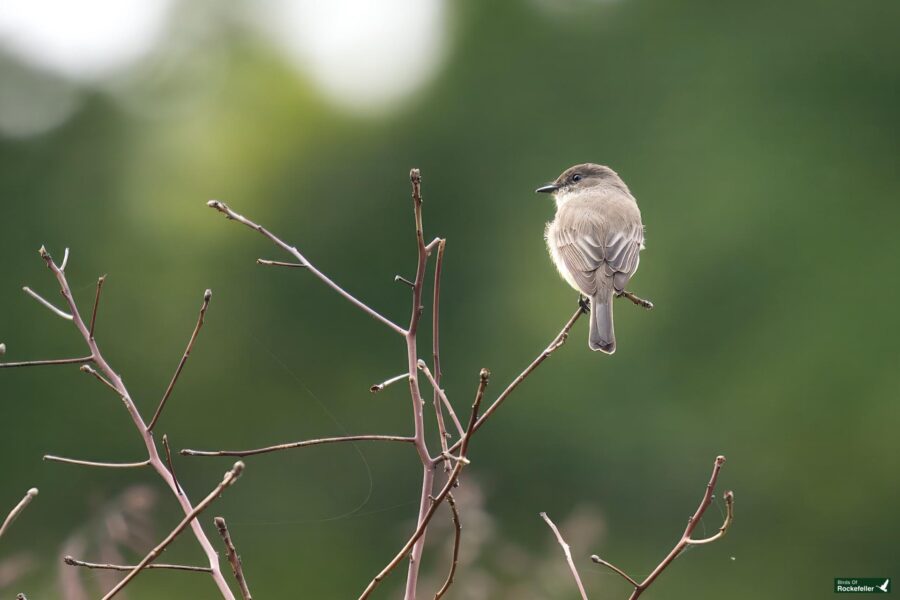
[89,275,106,338]
[591,456,734,600]
[162,434,183,496]
[0,356,92,369]
[148,289,212,431]
[215,517,253,600]
[64,556,212,573]
[433,492,461,600]
[207,200,405,336]
[359,368,486,600]
[181,435,415,457]
[444,307,584,458]
[541,512,589,600]
[101,462,244,600]
[80,364,120,395]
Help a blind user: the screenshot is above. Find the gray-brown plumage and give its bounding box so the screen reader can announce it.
[537,163,644,354]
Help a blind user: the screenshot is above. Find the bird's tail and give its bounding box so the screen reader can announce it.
[589,289,616,354]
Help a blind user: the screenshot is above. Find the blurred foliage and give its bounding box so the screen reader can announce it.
[1,0,899,598]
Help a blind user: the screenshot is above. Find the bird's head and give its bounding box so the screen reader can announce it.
[535,163,626,200]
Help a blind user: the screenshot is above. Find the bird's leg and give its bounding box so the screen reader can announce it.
[578,295,591,314]
[616,290,654,310]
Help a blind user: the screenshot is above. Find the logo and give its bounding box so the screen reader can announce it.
[835,579,891,593]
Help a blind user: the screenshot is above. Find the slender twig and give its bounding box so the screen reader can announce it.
[0,355,92,369]
[433,492,461,600]
[80,364,119,395]
[182,435,415,457]
[617,290,654,310]
[541,512,590,600]
[22,286,72,320]
[0,488,38,539]
[207,200,406,336]
[370,373,408,394]
[360,369,486,600]
[64,556,212,573]
[257,258,306,268]
[162,434,183,496]
[43,455,150,469]
[394,275,415,288]
[215,517,253,600]
[687,490,734,545]
[590,555,639,587]
[148,289,212,431]
[418,361,463,438]
[60,247,70,271]
[591,456,734,600]
[419,360,451,471]
[89,275,106,338]
[443,307,584,458]
[101,461,244,600]
[36,247,236,599]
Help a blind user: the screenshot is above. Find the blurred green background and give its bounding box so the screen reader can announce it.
[1,0,899,598]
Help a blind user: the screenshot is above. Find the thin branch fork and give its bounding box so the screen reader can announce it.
[0,488,38,539]
[207,200,406,336]
[418,360,464,439]
[359,368,487,600]
[64,556,212,573]
[215,517,253,600]
[541,512,590,600]
[181,435,415,457]
[148,289,212,431]
[35,247,236,600]
[590,456,735,600]
[101,461,245,600]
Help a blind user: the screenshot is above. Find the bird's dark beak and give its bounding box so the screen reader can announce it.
[535,183,559,194]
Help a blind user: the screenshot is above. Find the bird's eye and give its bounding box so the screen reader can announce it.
[572,174,583,182]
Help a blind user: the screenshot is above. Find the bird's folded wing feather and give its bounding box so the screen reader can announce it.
[555,224,644,294]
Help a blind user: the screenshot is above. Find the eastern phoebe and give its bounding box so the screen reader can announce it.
[537,163,645,354]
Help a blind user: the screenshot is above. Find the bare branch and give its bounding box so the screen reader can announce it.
[617,290,654,310]
[0,355,92,369]
[419,360,452,471]
[687,489,734,545]
[0,488,38,539]
[80,364,119,395]
[433,492,461,600]
[418,360,463,438]
[207,200,406,336]
[445,307,584,456]
[36,246,236,599]
[101,461,245,600]
[89,275,106,338]
[394,275,415,288]
[370,372,408,393]
[590,555,639,587]
[215,517,253,600]
[22,286,73,320]
[60,247,70,271]
[43,455,150,469]
[361,368,487,600]
[257,258,306,268]
[64,556,212,573]
[181,435,415,457]
[592,456,733,600]
[541,512,589,600]
[162,434,183,496]
[148,289,212,431]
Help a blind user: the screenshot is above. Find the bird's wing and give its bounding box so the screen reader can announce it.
[554,223,643,294]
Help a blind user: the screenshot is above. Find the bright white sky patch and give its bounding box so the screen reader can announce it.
[0,0,173,81]
[257,0,448,113]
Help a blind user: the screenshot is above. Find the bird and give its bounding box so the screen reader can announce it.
[877,580,890,593]
[537,163,645,354]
